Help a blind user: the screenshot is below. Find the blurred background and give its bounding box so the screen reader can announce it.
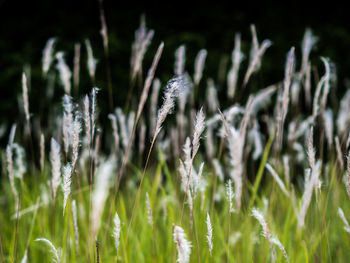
[0,0,349,143]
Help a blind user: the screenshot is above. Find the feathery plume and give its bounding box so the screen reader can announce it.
[130,15,154,80]
[35,238,61,263]
[72,200,79,251]
[243,37,272,86]
[136,42,164,120]
[20,250,28,263]
[146,192,153,226]
[22,72,30,122]
[335,136,344,172]
[173,225,191,263]
[271,236,289,263]
[71,115,81,168]
[83,95,91,149]
[297,161,321,229]
[346,152,350,199]
[91,87,99,142]
[175,45,186,76]
[50,138,61,199]
[116,108,128,150]
[301,28,317,76]
[6,144,17,198]
[192,107,205,160]
[227,33,243,98]
[154,76,188,138]
[194,49,207,86]
[320,57,331,113]
[252,123,263,160]
[206,212,213,255]
[306,128,315,169]
[62,94,73,155]
[226,180,235,213]
[265,163,289,197]
[206,79,219,113]
[276,47,295,152]
[42,37,56,77]
[205,127,214,160]
[251,85,276,114]
[98,0,109,51]
[11,143,26,179]
[212,159,224,181]
[62,163,72,214]
[91,158,115,235]
[227,126,244,211]
[85,39,98,82]
[251,208,276,261]
[150,79,161,132]
[9,124,16,145]
[113,212,121,253]
[336,90,350,136]
[312,58,330,122]
[338,207,350,233]
[108,114,119,153]
[324,109,334,148]
[56,52,72,94]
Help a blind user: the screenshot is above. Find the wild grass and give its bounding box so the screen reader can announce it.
[1,13,350,263]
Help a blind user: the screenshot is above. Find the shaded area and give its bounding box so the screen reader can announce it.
[0,0,349,131]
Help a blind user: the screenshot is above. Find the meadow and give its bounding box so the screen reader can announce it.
[1,15,350,263]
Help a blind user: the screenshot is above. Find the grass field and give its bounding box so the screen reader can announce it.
[1,18,350,263]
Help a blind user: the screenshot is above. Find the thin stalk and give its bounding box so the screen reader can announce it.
[227,206,231,263]
[192,210,200,263]
[121,136,156,262]
[0,234,4,263]
[13,196,20,263]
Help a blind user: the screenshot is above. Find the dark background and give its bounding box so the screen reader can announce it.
[0,0,349,137]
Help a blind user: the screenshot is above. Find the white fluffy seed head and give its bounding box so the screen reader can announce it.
[346,153,350,199]
[227,33,243,98]
[154,76,188,138]
[113,212,121,253]
[72,200,79,249]
[194,49,207,86]
[192,107,205,160]
[131,17,154,80]
[175,45,186,76]
[35,238,61,263]
[85,39,98,81]
[173,225,191,263]
[83,95,91,148]
[226,179,234,213]
[146,192,153,226]
[62,95,73,155]
[22,72,30,122]
[56,52,72,94]
[137,42,164,120]
[251,208,276,261]
[265,163,289,197]
[71,115,81,168]
[6,144,17,198]
[206,212,213,255]
[62,163,72,214]
[338,207,350,233]
[91,158,115,236]
[42,37,56,77]
[50,138,61,199]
